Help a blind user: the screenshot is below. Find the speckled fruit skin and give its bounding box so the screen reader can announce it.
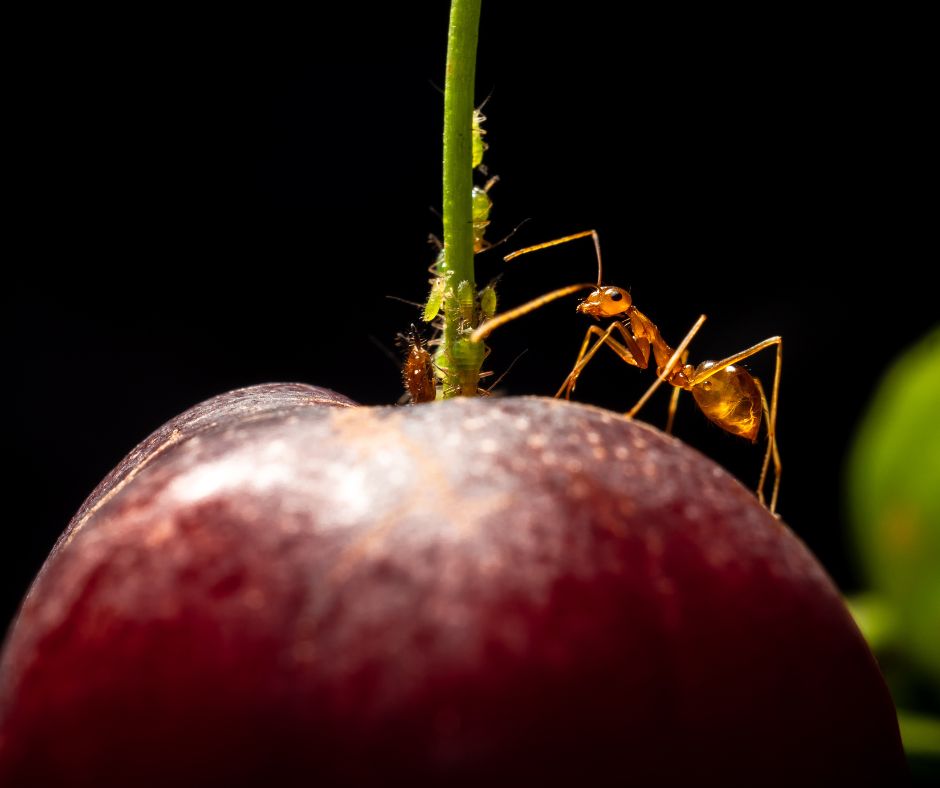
[0,384,906,787]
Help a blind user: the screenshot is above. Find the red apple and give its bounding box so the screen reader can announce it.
[0,384,906,786]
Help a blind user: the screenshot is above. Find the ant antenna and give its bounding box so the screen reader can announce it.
[503,230,604,287]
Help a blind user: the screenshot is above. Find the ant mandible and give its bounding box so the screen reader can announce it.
[470,230,782,515]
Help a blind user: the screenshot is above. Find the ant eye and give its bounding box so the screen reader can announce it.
[606,289,623,301]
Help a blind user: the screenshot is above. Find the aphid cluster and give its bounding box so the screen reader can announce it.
[413,102,501,399]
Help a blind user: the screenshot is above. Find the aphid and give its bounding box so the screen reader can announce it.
[471,230,783,514]
[435,289,488,397]
[472,176,499,253]
[401,324,437,404]
[472,107,488,169]
[423,235,451,322]
[456,280,475,325]
[478,282,497,320]
[424,274,447,323]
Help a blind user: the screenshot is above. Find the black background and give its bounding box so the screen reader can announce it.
[3,4,935,634]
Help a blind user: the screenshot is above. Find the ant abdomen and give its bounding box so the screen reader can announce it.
[691,362,762,442]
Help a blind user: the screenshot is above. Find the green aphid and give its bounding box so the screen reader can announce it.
[423,276,446,322]
[471,108,487,169]
[452,337,486,396]
[472,184,494,253]
[456,280,475,324]
[479,284,497,320]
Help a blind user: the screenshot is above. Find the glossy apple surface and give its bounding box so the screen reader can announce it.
[0,384,906,786]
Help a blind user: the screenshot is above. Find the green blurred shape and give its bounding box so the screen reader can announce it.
[901,710,940,784]
[848,326,940,690]
[898,710,940,757]
[845,592,897,654]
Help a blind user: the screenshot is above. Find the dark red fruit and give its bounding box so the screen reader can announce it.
[0,384,906,787]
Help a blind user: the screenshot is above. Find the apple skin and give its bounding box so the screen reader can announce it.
[0,384,905,787]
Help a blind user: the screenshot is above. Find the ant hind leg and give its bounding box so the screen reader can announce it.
[753,376,782,515]
[665,386,682,434]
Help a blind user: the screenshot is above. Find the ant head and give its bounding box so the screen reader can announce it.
[577,287,632,318]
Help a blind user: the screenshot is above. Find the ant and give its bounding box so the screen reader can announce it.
[470,230,782,514]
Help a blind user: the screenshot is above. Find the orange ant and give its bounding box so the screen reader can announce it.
[470,230,782,514]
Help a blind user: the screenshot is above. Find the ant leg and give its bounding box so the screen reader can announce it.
[555,322,648,399]
[688,336,783,514]
[557,325,607,398]
[469,283,596,343]
[627,315,707,419]
[662,348,690,433]
[753,377,783,515]
[665,386,682,434]
[556,324,619,399]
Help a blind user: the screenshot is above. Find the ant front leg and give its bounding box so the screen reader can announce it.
[556,324,619,400]
[555,321,649,399]
[627,315,707,420]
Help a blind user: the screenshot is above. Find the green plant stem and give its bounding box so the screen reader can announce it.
[443,0,480,288]
[441,0,482,396]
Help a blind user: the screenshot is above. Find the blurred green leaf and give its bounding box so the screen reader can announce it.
[845,592,898,654]
[847,326,940,690]
[898,710,940,758]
